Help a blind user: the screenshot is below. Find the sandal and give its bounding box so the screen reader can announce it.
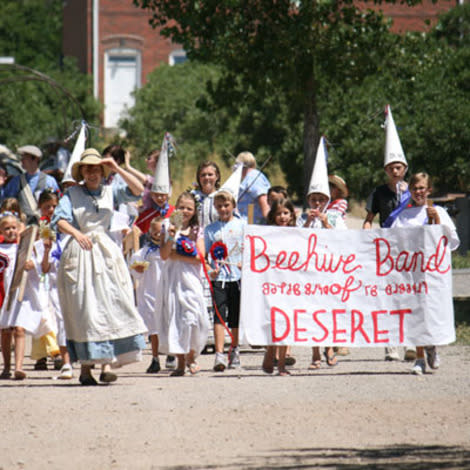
[324,351,338,367]
[14,370,27,380]
[309,360,322,370]
[170,369,185,377]
[285,355,296,366]
[188,363,200,375]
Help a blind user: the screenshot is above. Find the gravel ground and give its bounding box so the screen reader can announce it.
[1,344,469,469]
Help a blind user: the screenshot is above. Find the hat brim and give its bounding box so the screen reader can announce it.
[71,156,112,182]
[328,175,349,198]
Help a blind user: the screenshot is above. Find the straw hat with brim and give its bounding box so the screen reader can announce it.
[71,148,111,182]
[328,175,349,198]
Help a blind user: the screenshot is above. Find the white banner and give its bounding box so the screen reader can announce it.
[240,225,456,346]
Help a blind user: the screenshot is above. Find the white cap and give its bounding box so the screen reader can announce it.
[384,105,408,168]
[62,122,87,184]
[217,162,243,200]
[307,136,330,199]
[17,145,42,159]
[151,133,171,194]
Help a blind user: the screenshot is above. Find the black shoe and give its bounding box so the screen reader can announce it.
[99,371,117,383]
[53,355,64,370]
[34,358,48,371]
[146,358,161,374]
[79,374,98,386]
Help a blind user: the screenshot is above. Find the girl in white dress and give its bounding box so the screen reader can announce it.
[0,213,24,379]
[129,216,165,373]
[157,192,209,376]
[52,148,147,386]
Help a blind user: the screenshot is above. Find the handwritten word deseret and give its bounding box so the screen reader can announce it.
[247,234,362,274]
[271,306,412,345]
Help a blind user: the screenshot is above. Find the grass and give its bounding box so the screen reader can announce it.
[452,252,470,270]
[455,322,470,345]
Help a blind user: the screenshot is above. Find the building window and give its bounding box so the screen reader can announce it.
[104,48,141,128]
[169,49,187,66]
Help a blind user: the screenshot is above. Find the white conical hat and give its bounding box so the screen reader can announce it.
[151,133,171,194]
[384,105,407,168]
[217,162,243,200]
[307,136,330,199]
[62,121,87,183]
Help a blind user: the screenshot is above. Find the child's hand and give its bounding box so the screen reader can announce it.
[167,225,176,240]
[306,208,320,223]
[24,260,34,271]
[209,266,220,280]
[427,206,439,224]
[43,238,52,251]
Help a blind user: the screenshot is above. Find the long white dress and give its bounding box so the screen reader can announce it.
[155,226,209,355]
[129,243,164,335]
[0,242,49,336]
[56,184,146,366]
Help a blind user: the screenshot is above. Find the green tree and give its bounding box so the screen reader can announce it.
[133,0,419,194]
[0,0,100,151]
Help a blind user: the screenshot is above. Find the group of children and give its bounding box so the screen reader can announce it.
[0,128,460,381]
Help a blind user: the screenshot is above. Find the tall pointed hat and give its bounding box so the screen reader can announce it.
[62,121,87,184]
[307,135,330,199]
[217,162,243,201]
[384,105,408,168]
[151,132,172,194]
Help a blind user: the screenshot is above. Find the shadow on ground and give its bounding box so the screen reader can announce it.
[164,445,470,469]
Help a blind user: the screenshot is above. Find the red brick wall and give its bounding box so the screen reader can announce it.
[98,0,180,103]
[359,0,457,33]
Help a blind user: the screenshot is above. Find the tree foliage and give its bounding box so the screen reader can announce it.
[133,0,421,194]
[127,2,469,198]
[0,0,100,150]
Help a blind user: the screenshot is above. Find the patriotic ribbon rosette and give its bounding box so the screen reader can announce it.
[209,240,231,275]
[176,235,198,257]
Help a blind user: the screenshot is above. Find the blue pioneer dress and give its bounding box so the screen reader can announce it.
[52,183,146,366]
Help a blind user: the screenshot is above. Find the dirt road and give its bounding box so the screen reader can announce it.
[1,345,469,469]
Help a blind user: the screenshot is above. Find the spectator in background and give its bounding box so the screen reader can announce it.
[236,152,270,224]
[3,145,59,224]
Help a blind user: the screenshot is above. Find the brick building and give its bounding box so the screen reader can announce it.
[63,0,459,129]
[63,0,183,128]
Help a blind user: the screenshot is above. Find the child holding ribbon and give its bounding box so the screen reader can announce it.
[204,189,245,372]
[156,192,209,376]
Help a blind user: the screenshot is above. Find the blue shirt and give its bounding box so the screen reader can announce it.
[204,217,245,282]
[4,171,59,200]
[237,169,270,224]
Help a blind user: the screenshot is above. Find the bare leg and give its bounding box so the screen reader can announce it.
[262,346,275,373]
[150,334,159,357]
[214,323,225,354]
[14,327,26,378]
[1,329,12,377]
[277,346,290,376]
